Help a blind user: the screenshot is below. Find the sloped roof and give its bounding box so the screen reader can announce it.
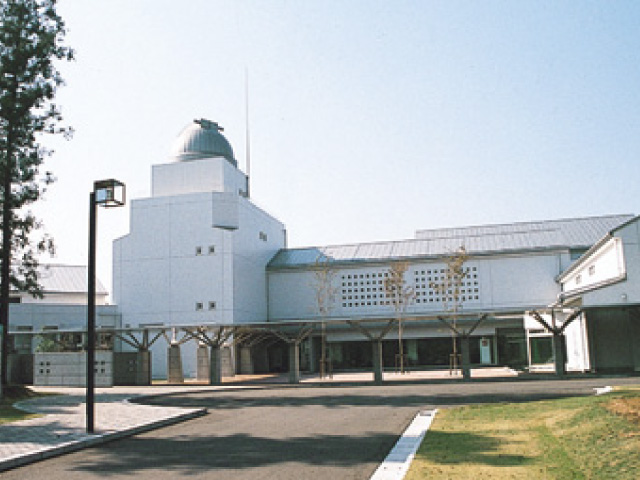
[33,265,108,295]
[268,214,634,269]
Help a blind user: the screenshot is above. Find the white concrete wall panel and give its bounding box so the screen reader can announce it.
[232,200,286,323]
[562,238,625,295]
[152,157,248,198]
[484,254,560,308]
[579,221,640,306]
[269,253,562,321]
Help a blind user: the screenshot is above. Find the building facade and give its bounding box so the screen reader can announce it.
[6,119,640,381]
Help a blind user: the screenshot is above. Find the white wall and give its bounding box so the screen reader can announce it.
[152,157,247,197]
[232,199,286,323]
[562,238,626,296]
[114,192,234,327]
[564,219,640,307]
[268,251,563,321]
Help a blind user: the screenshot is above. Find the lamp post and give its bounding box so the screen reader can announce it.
[87,179,125,433]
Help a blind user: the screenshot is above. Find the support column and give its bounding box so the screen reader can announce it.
[372,339,383,385]
[196,343,210,382]
[460,335,471,380]
[239,346,254,375]
[167,342,184,384]
[553,333,566,377]
[288,342,300,384]
[308,336,318,374]
[210,345,222,385]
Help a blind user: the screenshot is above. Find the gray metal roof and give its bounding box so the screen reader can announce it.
[268,214,634,269]
[35,265,108,295]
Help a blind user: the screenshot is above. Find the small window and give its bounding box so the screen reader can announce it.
[209,245,216,254]
[588,265,595,276]
[195,247,202,255]
[196,302,203,311]
[576,274,582,285]
[259,231,268,241]
[208,301,216,310]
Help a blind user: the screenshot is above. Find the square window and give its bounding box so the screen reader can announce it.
[195,247,202,255]
[196,302,203,311]
[209,301,216,310]
[208,245,215,254]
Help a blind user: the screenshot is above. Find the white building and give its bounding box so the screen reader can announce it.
[7,265,119,383]
[112,119,286,377]
[7,119,640,382]
[266,214,636,374]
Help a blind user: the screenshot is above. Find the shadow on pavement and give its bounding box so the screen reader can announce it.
[68,432,397,475]
[138,386,597,411]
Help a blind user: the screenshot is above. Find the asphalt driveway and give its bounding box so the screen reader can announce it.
[3,377,637,480]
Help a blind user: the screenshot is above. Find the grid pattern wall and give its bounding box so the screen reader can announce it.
[339,265,482,310]
[413,266,480,305]
[340,271,390,308]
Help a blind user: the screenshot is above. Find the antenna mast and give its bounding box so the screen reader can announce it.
[245,67,251,198]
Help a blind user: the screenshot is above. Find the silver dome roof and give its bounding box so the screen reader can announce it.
[170,119,237,166]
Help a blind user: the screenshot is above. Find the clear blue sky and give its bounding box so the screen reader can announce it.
[36,0,640,293]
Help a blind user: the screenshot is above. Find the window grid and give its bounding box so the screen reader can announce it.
[340,265,481,309]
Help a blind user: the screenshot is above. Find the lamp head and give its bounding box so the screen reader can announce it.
[93,179,126,207]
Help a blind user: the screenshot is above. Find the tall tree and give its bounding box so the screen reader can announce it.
[384,261,415,374]
[311,255,338,378]
[430,246,469,374]
[0,0,73,386]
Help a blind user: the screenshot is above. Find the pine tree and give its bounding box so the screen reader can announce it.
[0,0,73,386]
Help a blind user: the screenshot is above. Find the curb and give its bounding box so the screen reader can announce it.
[370,409,438,480]
[0,407,206,472]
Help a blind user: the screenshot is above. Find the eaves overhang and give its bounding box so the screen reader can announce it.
[267,246,574,272]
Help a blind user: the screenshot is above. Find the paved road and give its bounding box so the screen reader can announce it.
[3,377,638,479]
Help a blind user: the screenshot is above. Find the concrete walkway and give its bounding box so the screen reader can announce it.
[0,386,212,472]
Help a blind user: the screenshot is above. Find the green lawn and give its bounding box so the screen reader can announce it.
[0,386,43,425]
[406,386,640,480]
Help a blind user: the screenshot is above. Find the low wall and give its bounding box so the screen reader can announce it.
[34,352,113,387]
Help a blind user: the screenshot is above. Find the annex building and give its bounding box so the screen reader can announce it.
[6,119,640,384]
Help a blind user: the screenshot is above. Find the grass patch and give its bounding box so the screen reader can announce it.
[406,386,640,480]
[0,386,43,425]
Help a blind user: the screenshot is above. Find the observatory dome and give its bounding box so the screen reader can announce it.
[170,119,237,167]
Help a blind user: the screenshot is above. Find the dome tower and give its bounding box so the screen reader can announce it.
[170,119,237,167]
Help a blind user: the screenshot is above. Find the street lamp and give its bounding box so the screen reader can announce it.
[87,179,125,433]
